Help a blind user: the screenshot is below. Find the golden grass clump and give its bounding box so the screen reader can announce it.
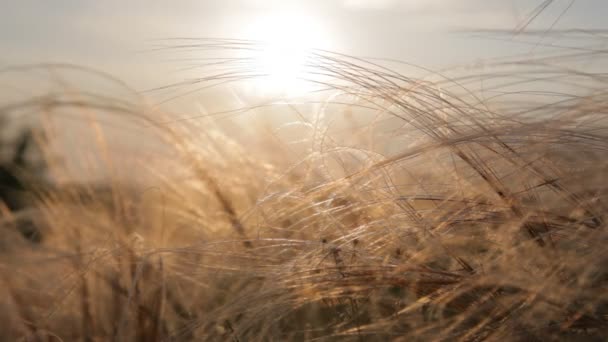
[0,39,607,341]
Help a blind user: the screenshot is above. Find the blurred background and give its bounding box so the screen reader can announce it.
[3,1,607,93]
[1,0,607,182]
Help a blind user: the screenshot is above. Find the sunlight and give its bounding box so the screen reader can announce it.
[242,11,329,96]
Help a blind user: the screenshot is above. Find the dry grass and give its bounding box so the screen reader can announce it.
[0,37,607,341]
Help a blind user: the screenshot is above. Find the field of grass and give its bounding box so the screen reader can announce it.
[0,36,607,341]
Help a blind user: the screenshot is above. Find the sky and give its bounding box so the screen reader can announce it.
[2,1,607,182]
[3,0,607,92]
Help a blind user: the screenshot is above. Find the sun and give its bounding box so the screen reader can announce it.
[241,11,329,96]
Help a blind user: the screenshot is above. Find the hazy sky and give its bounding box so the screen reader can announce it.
[2,0,607,182]
[3,0,607,91]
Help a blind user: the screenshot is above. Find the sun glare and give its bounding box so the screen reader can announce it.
[242,12,329,96]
